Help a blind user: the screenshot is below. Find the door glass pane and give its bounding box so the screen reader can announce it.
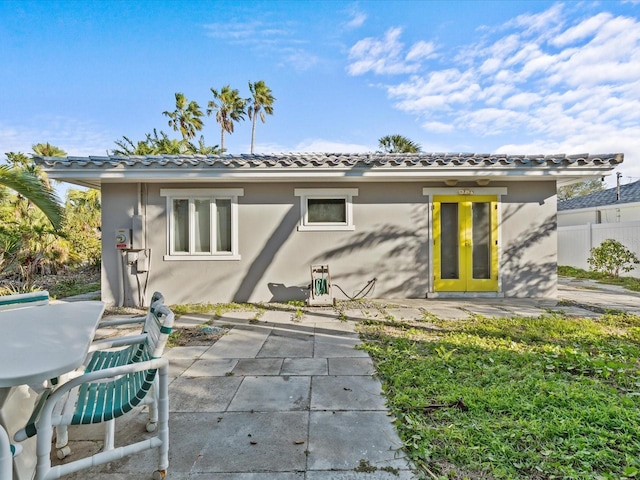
[440,203,459,279]
[216,199,232,252]
[307,198,346,223]
[472,202,491,279]
[194,199,211,253]
[173,199,189,253]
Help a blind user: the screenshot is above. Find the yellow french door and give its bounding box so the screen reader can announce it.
[433,195,498,292]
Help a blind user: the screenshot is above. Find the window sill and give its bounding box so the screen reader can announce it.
[163,254,241,261]
[297,225,355,232]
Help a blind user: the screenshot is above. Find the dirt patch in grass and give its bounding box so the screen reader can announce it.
[168,326,228,347]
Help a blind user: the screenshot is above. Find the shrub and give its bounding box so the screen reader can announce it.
[587,239,640,277]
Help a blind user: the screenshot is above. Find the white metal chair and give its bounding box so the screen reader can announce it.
[94,291,164,331]
[0,290,49,311]
[79,292,166,437]
[14,304,174,480]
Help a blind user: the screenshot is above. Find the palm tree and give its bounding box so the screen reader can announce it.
[112,129,221,156]
[64,188,101,267]
[31,143,66,191]
[32,143,67,158]
[247,80,275,154]
[207,85,247,152]
[377,134,422,153]
[188,135,222,155]
[0,165,62,230]
[163,93,204,141]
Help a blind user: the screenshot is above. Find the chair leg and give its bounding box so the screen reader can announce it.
[55,425,71,460]
[104,419,115,451]
[146,380,158,432]
[153,364,169,479]
[35,421,54,480]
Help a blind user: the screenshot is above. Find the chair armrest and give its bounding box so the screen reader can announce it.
[97,316,145,328]
[87,334,148,353]
[50,357,169,400]
[13,388,53,442]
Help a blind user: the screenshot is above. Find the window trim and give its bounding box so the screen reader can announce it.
[160,188,243,261]
[294,188,358,231]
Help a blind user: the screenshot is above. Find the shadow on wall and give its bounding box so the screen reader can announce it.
[233,205,299,303]
[502,213,557,297]
[312,205,429,298]
[268,282,308,302]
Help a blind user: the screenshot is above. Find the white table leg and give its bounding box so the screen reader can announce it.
[0,386,38,480]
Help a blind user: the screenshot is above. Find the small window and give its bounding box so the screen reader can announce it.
[294,188,358,231]
[160,189,243,260]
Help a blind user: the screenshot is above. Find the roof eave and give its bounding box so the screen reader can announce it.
[43,164,618,187]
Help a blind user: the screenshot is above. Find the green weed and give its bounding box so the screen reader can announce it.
[360,313,640,479]
[559,265,640,292]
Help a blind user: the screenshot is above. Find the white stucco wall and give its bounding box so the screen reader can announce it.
[101,180,558,306]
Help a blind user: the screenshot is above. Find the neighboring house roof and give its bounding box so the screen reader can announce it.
[34,152,623,189]
[558,179,640,211]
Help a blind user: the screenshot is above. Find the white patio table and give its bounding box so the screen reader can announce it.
[0,301,105,480]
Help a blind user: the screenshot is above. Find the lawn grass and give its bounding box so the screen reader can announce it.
[559,265,640,292]
[359,313,640,480]
[46,277,101,299]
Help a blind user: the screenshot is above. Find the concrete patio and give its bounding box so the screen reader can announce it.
[53,277,640,479]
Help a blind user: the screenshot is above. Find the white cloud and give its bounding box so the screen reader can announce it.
[507,3,565,38]
[347,27,438,75]
[0,116,114,158]
[203,21,293,43]
[350,2,640,175]
[422,121,454,133]
[406,41,437,62]
[345,11,367,29]
[280,50,321,72]
[552,12,612,46]
[203,20,319,72]
[502,92,541,109]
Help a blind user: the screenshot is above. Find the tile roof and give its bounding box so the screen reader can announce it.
[558,180,640,211]
[35,152,623,168]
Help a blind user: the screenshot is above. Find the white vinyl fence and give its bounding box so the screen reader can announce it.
[558,221,640,276]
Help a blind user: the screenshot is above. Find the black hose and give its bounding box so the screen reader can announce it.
[333,278,376,301]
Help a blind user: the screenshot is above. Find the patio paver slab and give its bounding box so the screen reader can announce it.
[311,375,387,411]
[231,358,284,376]
[328,357,375,376]
[281,357,328,375]
[201,328,271,359]
[182,358,238,377]
[170,376,242,412]
[228,376,311,411]
[192,411,309,473]
[307,411,410,471]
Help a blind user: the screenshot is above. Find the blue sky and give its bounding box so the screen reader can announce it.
[1,0,639,188]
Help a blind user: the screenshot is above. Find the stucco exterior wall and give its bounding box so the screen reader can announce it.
[500,182,558,297]
[100,180,558,306]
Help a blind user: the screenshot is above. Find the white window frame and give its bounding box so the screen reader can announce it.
[160,188,243,261]
[294,188,358,231]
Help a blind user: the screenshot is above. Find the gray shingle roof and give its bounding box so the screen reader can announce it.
[35,152,623,168]
[558,180,640,211]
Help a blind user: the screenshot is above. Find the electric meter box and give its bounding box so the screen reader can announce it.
[115,229,132,250]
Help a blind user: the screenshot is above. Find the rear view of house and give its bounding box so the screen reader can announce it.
[35,152,622,307]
